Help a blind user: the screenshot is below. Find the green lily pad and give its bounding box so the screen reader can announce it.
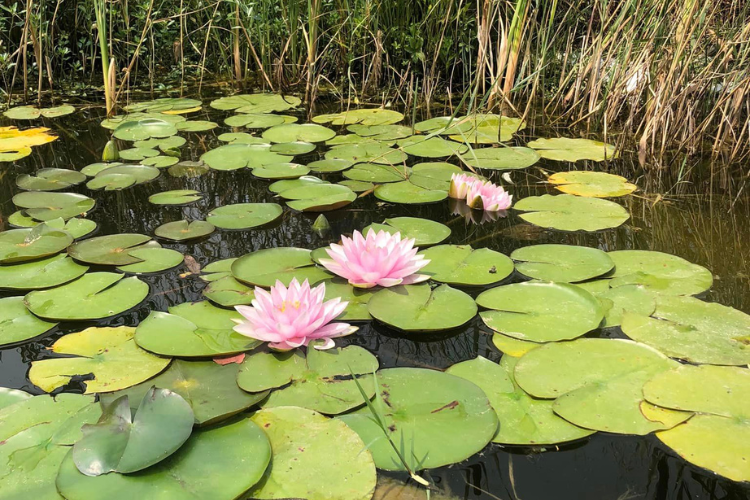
[407,162,463,190]
[491,332,541,357]
[101,112,186,130]
[135,301,260,357]
[344,163,410,183]
[80,161,125,176]
[513,194,630,231]
[16,168,86,191]
[262,123,336,143]
[207,203,283,230]
[347,124,412,141]
[72,388,194,476]
[141,155,180,168]
[0,388,32,410]
[116,248,183,274]
[29,326,170,393]
[269,175,327,193]
[238,346,377,414]
[446,356,594,445]
[24,272,149,321]
[326,143,408,165]
[203,276,255,306]
[462,146,540,170]
[253,162,311,179]
[548,171,636,197]
[225,113,291,128]
[68,233,157,265]
[0,393,100,499]
[399,136,469,158]
[0,225,73,264]
[320,279,376,321]
[175,120,218,132]
[337,367,498,471]
[511,244,614,282]
[477,281,604,342]
[270,141,316,155]
[200,258,237,282]
[374,181,447,204]
[149,189,203,205]
[368,283,477,332]
[413,115,473,134]
[201,143,292,171]
[155,220,215,241]
[514,338,690,434]
[218,132,269,144]
[118,147,159,161]
[338,180,374,192]
[326,134,380,146]
[56,417,271,500]
[13,191,95,221]
[420,245,514,286]
[210,93,301,113]
[363,217,450,247]
[125,98,202,113]
[0,253,88,290]
[231,247,332,287]
[281,184,357,212]
[7,214,97,239]
[308,158,354,173]
[87,173,137,191]
[607,250,713,296]
[575,282,656,327]
[4,104,75,120]
[134,136,187,150]
[113,119,178,141]
[248,407,376,500]
[448,115,525,144]
[313,108,404,126]
[527,137,618,162]
[620,295,750,365]
[0,296,58,346]
[100,359,268,426]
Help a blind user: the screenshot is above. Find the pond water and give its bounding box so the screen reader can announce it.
[1,93,749,500]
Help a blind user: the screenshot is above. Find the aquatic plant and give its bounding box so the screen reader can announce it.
[449,174,513,211]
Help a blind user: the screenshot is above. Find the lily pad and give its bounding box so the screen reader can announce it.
[321,279,377,321]
[344,163,410,183]
[200,258,237,282]
[29,326,170,393]
[201,143,292,171]
[101,112,186,130]
[16,168,86,191]
[175,120,218,132]
[12,191,95,221]
[0,296,58,347]
[116,248,183,274]
[326,143,408,165]
[7,214,97,239]
[0,388,32,410]
[203,276,255,306]
[337,367,498,471]
[0,253,88,290]
[149,189,203,205]
[72,388,194,476]
[262,123,336,143]
[513,194,629,231]
[477,282,604,342]
[270,141,316,155]
[24,272,149,321]
[308,158,354,173]
[118,147,159,161]
[313,108,404,126]
[80,161,125,176]
[514,338,690,434]
[231,247,332,287]
[511,244,614,282]
[210,93,301,113]
[237,346,377,414]
[347,124,412,141]
[4,104,75,120]
[575,282,657,327]
[0,125,58,162]
[87,173,137,190]
[141,155,180,168]
[100,360,268,426]
[248,407,376,500]
[134,136,186,151]
[420,245,514,286]
[398,136,468,158]
[68,233,157,265]
[0,225,73,264]
[620,295,750,365]
[607,250,713,296]
[374,181,448,204]
[113,119,178,141]
[527,137,618,162]
[269,175,327,193]
[368,283,477,332]
[253,162,311,179]
[224,113,293,128]
[491,332,541,357]
[446,356,594,445]
[462,146,540,170]
[339,180,374,192]
[407,162,463,190]
[155,220,215,241]
[56,418,271,500]
[218,132,269,144]
[363,217,451,247]
[548,171,637,197]
[125,98,202,114]
[169,161,209,178]
[135,301,260,357]
[281,184,357,212]
[448,115,525,144]
[207,203,283,230]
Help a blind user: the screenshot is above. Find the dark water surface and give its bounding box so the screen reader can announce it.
[1,93,749,500]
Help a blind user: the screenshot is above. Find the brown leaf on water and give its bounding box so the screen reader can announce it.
[180,255,201,277]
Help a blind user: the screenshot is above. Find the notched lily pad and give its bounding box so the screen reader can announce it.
[420,245,514,286]
[514,194,629,231]
[155,220,215,241]
[231,247,332,287]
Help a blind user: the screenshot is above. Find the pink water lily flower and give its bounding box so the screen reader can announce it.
[319,229,430,288]
[465,179,513,211]
[449,173,478,200]
[233,278,357,351]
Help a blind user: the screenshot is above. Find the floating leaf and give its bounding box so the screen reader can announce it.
[134,135,186,151]
[527,137,618,162]
[398,136,468,158]
[4,105,75,120]
[462,146,540,170]
[446,356,594,445]
[224,113,293,128]
[207,203,283,230]
[116,248,183,274]
[344,163,410,183]
[338,367,498,471]
[363,217,451,247]
[29,326,170,393]
[24,272,149,321]
[407,162,463,190]
[607,250,713,296]
[175,120,218,132]
[313,108,404,126]
[347,124,412,141]
[87,164,160,191]
[16,168,86,191]
[203,276,255,306]
[102,112,186,130]
[201,143,292,171]
[368,283,477,332]
[491,332,541,357]
[141,155,179,168]
[0,388,32,410]
[0,225,73,264]
[253,162,311,179]
[249,407,376,500]
[374,181,447,204]
[511,244,614,282]
[339,180,374,192]
[113,119,178,141]
[135,301,259,357]
[72,388,194,476]
[68,233,157,265]
[169,160,209,178]
[270,141,316,155]
[7,214,96,238]
[155,220,215,241]
[56,418,271,500]
[232,247,332,287]
[308,158,354,173]
[118,147,159,161]
[548,171,636,197]
[478,281,604,342]
[81,161,125,176]
[0,296,58,347]
[262,123,336,143]
[281,184,357,212]
[420,245,514,286]
[514,194,629,231]
[12,191,95,221]
[0,125,58,161]
[149,189,203,205]
[448,115,525,144]
[575,282,656,327]
[269,175,327,193]
[125,98,202,114]
[0,254,87,290]
[200,258,237,282]
[326,142,408,165]
[210,93,301,113]
[238,346,377,414]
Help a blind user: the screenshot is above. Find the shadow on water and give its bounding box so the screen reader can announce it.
[1,92,749,500]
